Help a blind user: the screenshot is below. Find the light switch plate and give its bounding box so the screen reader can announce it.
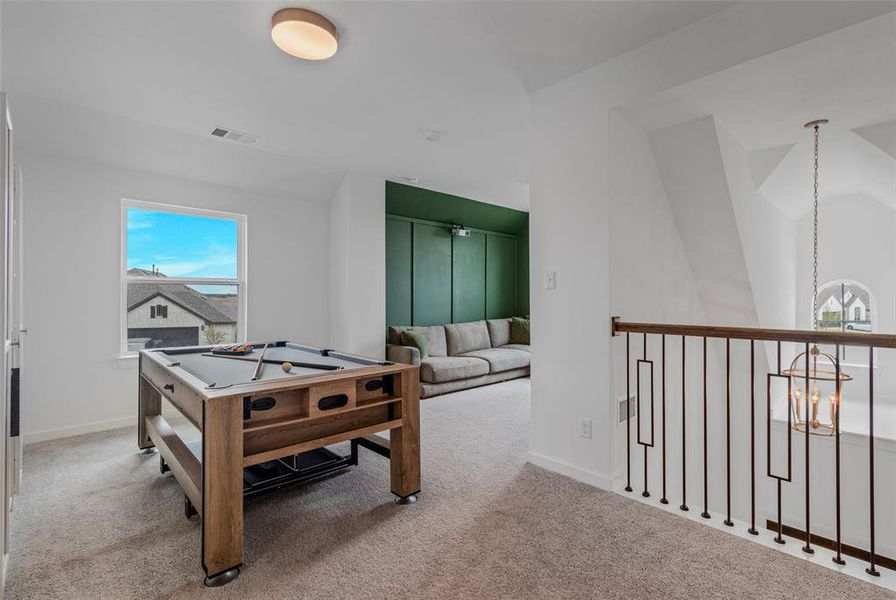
[545,271,556,290]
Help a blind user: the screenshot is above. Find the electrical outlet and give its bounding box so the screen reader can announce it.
[618,396,636,423]
[544,271,556,290]
[579,418,592,439]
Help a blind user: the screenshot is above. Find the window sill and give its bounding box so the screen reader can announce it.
[117,355,138,370]
[771,403,896,450]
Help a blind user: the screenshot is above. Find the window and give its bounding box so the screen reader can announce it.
[815,280,872,362]
[815,281,872,333]
[122,200,246,355]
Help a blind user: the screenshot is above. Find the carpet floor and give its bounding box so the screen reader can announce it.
[7,378,893,599]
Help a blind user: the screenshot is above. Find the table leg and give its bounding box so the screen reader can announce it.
[201,397,243,586]
[138,366,161,451]
[390,372,421,503]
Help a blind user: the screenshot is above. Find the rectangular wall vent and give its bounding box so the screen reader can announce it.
[210,126,259,145]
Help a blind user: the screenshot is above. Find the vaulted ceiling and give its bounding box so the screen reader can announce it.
[618,11,896,218]
[2,1,893,209]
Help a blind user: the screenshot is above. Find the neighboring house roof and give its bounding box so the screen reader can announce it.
[128,267,164,277]
[206,295,239,322]
[127,269,236,324]
[816,283,871,315]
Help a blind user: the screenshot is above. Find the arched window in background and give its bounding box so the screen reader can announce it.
[816,281,872,333]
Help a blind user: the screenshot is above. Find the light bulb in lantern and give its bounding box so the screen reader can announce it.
[811,386,821,428]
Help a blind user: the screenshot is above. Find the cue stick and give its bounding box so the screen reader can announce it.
[251,343,268,381]
[202,353,343,371]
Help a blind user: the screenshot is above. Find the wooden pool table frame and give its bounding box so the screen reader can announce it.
[136,344,420,586]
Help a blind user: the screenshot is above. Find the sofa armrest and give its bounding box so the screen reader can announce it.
[386,344,421,366]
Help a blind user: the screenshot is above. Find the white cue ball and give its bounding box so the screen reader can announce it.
[282,362,293,373]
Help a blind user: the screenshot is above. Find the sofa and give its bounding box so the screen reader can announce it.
[386,318,530,398]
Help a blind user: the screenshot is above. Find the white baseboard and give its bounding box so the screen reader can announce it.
[23,411,190,445]
[527,451,614,490]
[1,552,7,600]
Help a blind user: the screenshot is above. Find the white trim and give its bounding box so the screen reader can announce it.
[614,488,896,592]
[23,411,191,445]
[120,198,247,356]
[24,416,136,445]
[527,451,614,490]
[121,197,245,221]
[770,418,896,452]
[812,279,876,332]
[1,552,6,600]
[117,355,138,369]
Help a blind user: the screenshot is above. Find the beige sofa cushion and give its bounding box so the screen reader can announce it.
[461,348,529,373]
[486,318,512,347]
[420,356,489,383]
[445,321,491,356]
[502,343,530,353]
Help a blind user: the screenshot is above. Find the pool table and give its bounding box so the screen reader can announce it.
[137,341,420,586]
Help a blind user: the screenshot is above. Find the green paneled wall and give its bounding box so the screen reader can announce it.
[412,223,453,326]
[486,235,517,319]
[386,215,525,327]
[385,218,413,326]
[386,181,528,234]
[452,232,487,323]
[385,182,529,328]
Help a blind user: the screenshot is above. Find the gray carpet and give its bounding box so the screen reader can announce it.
[7,379,893,599]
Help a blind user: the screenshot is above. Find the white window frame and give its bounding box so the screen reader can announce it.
[120,198,247,357]
[812,279,875,333]
[812,279,877,368]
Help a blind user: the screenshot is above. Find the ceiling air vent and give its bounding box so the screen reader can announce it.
[210,126,259,145]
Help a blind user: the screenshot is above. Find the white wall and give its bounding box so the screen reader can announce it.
[526,1,850,488]
[19,150,330,442]
[796,193,896,404]
[328,173,386,359]
[608,111,731,506]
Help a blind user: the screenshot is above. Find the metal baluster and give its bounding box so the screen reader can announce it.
[832,344,844,564]
[803,343,813,554]
[748,340,758,535]
[770,340,787,545]
[866,346,879,577]
[702,336,710,519]
[642,334,650,498]
[625,332,632,493]
[724,338,733,527]
[660,335,668,505]
[680,336,688,512]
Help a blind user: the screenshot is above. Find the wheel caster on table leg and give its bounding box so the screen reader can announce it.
[394,494,417,505]
[160,456,170,475]
[184,495,198,519]
[204,567,240,587]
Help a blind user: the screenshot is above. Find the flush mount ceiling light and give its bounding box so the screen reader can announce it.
[271,8,339,60]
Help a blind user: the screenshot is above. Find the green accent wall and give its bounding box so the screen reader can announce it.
[385,218,413,326]
[386,181,528,234]
[385,182,529,327]
[452,232,486,323]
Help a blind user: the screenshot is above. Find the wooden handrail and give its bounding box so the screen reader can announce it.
[611,317,896,349]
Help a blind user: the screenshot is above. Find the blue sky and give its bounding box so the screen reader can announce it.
[127,208,238,279]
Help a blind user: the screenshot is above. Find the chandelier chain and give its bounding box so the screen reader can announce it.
[812,124,820,331]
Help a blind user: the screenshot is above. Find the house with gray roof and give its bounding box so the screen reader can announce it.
[816,282,872,330]
[126,269,237,349]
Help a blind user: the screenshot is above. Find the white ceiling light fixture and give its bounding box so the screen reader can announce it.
[271,8,339,61]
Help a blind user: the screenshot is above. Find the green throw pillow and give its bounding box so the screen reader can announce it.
[401,329,429,360]
[510,317,530,345]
